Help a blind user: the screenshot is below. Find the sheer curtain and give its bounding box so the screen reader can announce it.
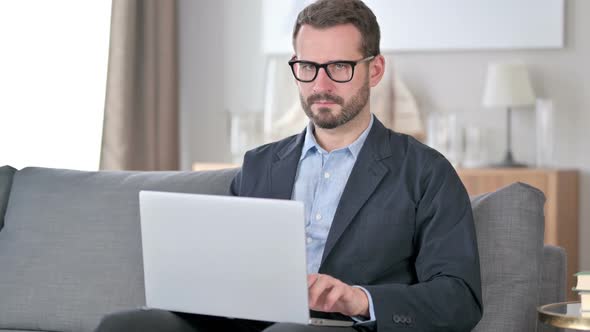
[0,1,110,170]
[100,0,179,171]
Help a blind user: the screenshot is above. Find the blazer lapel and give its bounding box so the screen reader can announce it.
[321,119,392,264]
[269,130,306,200]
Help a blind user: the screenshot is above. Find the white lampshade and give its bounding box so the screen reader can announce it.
[482,63,536,108]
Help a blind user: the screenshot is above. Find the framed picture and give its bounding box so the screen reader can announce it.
[262,0,564,54]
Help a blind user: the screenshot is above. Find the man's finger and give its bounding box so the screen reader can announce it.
[307,274,320,287]
[310,288,330,311]
[309,283,331,307]
[323,283,345,311]
[308,275,334,307]
[309,286,330,309]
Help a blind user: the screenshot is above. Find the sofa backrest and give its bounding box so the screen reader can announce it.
[0,167,239,332]
[0,167,563,332]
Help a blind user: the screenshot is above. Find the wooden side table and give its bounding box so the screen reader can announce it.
[456,168,579,300]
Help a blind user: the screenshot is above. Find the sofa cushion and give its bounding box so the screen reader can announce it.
[0,165,17,232]
[0,330,52,332]
[0,167,239,332]
[471,182,545,332]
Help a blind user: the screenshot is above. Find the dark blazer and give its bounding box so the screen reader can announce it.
[230,118,483,331]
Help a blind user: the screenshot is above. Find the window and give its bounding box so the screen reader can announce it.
[0,1,111,170]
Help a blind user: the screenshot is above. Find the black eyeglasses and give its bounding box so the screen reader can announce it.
[288,56,375,83]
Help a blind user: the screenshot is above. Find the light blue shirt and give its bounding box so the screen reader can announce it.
[291,115,376,323]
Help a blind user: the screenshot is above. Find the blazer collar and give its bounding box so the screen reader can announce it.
[321,117,392,266]
[269,128,306,200]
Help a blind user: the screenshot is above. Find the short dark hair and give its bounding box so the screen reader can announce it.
[292,0,381,57]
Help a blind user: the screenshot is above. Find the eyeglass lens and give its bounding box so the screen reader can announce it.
[294,62,353,82]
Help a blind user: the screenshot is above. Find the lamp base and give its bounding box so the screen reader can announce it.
[491,151,528,168]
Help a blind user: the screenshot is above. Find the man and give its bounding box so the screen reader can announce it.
[96,0,482,331]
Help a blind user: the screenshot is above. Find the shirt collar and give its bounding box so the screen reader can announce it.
[300,114,374,161]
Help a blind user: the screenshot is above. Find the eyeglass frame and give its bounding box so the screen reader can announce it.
[288,55,375,83]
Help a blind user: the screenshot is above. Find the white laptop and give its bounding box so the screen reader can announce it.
[139,191,354,327]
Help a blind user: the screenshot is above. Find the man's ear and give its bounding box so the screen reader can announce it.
[369,54,385,88]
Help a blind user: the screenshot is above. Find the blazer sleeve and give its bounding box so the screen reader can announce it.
[363,155,483,331]
[229,169,242,197]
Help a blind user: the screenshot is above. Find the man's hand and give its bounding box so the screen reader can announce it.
[307,274,369,317]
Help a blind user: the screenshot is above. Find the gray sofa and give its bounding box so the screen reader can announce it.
[0,166,565,332]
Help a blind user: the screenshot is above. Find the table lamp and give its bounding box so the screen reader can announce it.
[482,63,536,167]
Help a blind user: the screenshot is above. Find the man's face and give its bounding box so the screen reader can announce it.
[294,24,372,129]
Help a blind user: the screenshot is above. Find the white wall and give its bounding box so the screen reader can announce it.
[178,0,266,169]
[223,0,266,115]
[179,0,228,169]
[178,0,589,269]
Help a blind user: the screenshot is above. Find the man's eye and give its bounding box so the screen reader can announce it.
[332,63,348,71]
[301,64,316,71]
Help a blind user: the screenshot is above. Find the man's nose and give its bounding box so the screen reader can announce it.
[312,67,335,93]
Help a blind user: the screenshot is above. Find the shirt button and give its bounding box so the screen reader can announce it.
[324,172,330,179]
[315,213,322,221]
[306,237,312,244]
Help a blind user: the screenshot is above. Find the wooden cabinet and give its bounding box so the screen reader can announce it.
[457,168,579,300]
[192,162,239,171]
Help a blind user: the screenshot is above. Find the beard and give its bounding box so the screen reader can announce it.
[300,79,370,130]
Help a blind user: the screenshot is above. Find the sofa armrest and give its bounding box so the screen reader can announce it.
[0,165,17,231]
[537,245,567,332]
